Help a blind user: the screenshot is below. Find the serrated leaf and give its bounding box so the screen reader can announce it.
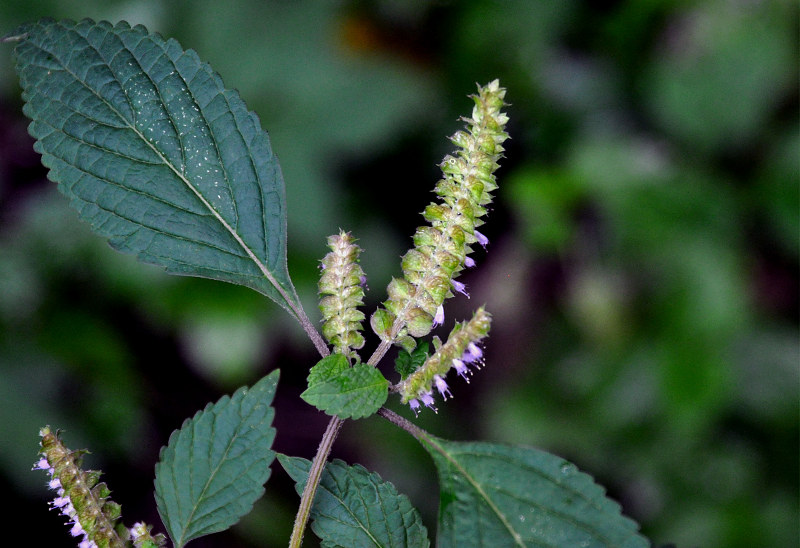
[301,362,388,419]
[154,370,278,547]
[8,19,300,316]
[421,436,649,548]
[395,341,429,378]
[278,455,430,548]
[307,354,350,386]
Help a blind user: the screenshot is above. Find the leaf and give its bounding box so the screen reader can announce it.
[154,370,278,547]
[7,19,300,316]
[307,354,350,386]
[395,341,430,379]
[421,436,649,548]
[278,455,430,548]
[301,361,388,420]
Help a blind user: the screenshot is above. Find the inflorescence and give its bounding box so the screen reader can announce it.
[370,80,508,353]
[34,426,165,548]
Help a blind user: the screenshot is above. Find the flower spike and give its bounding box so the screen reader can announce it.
[318,230,367,360]
[371,80,509,343]
[34,426,166,548]
[397,307,492,411]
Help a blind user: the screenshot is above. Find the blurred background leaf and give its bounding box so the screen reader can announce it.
[0,1,796,547]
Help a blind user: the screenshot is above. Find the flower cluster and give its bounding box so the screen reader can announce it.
[34,426,164,548]
[318,230,367,360]
[397,307,491,414]
[371,80,508,347]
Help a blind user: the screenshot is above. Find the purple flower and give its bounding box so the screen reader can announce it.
[464,256,476,268]
[452,279,470,298]
[33,457,51,472]
[453,358,470,382]
[69,521,85,537]
[463,342,483,363]
[420,391,438,413]
[409,398,420,416]
[434,375,452,400]
[474,230,489,249]
[432,304,445,327]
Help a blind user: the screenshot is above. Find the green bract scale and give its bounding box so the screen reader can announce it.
[397,307,491,414]
[371,80,509,345]
[318,231,367,360]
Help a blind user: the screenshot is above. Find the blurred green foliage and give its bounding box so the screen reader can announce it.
[0,1,796,547]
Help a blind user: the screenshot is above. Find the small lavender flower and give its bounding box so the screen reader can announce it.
[463,342,483,363]
[474,229,489,249]
[452,279,469,298]
[419,391,438,412]
[432,304,445,327]
[409,399,421,416]
[453,358,470,382]
[464,256,476,268]
[433,374,452,400]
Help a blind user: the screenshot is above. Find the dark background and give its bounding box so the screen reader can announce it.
[0,1,797,547]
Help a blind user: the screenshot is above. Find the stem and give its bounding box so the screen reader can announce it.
[288,415,343,548]
[296,303,330,358]
[377,407,429,442]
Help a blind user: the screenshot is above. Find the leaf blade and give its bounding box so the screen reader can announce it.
[279,455,430,548]
[10,18,299,314]
[154,371,279,547]
[421,437,649,548]
[301,361,389,420]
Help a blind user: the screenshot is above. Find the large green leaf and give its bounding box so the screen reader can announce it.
[279,455,430,548]
[6,19,300,316]
[154,371,279,547]
[421,436,648,548]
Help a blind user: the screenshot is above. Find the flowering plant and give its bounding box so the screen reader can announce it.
[6,19,649,548]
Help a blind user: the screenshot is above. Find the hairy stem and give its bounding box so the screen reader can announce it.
[288,415,344,548]
[377,407,429,442]
[296,304,331,358]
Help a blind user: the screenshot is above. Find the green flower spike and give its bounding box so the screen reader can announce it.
[397,306,491,414]
[371,80,508,345]
[34,427,128,548]
[318,230,367,360]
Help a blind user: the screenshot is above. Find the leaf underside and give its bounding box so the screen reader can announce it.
[9,18,299,314]
[279,455,430,548]
[154,371,279,547]
[422,437,649,548]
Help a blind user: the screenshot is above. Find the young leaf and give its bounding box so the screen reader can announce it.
[278,455,430,548]
[154,371,279,547]
[421,436,649,548]
[395,341,429,379]
[6,19,301,317]
[301,362,388,420]
[307,353,350,386]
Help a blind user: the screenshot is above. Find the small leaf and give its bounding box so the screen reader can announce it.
[154,371,279,547]
[8,19,301,317]
[395,341,429,378]
[421,436,649,548]
[307,354,350,386]
[301,362,388,419]
[278,455,430,548]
